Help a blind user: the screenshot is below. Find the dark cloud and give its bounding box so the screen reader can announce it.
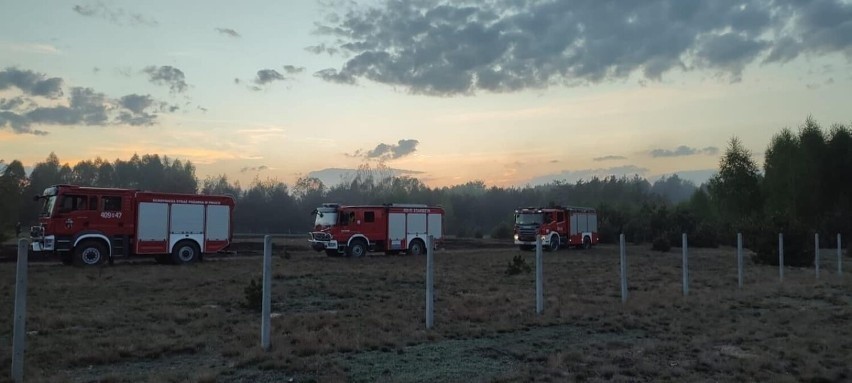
[240,165,269,173]
[525,165,650,186]
[312,0,852,96]
[282,65,305,74]
[593,155,627,162]
[650,146,719,158]
[0,68,64,99]
[0,69,178,135]
[254,69,284,85]
[142,66,189,93]
[72,2,157,26]
[350,139,420,160]
[215,27,241,38]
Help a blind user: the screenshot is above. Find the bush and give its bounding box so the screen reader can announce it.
[505,255,532,276]
[473,229,484,239]
[243,277,263,311]
[747,217,813,267]
[491,222,513,240]
[652,236,671,252]
[690,223,720,248]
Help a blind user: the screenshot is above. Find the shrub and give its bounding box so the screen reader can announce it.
[505,255,532,276]
[491,222,513,240]
[243,277,263,311]
[473,230,484,239]
[690,223,720,248]
[652,237,671,252]
[749,219,812,266]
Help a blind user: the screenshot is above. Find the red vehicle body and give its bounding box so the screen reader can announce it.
[308,203,444,257]
[30,184,235,265]
[513,206,598,251]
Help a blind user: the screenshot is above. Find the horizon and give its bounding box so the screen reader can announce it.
[2,1,850,189]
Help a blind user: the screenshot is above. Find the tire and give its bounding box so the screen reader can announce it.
[346,240,367,258]
[325,249,341,257]
[547,236,559,252]
[582,236,592,249]
[171,240,200,264]
[74,240,107,266]
[408,239,426,256]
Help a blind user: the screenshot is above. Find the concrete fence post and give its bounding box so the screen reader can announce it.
[737,233,743,288]
[426,235,434,329]
[682,233,689,296]
[619,234,628,303]
[838,233,843,275]
[535,235,543,315]
[779,233,784,282]
[261,235,272,351]
[815,233,820,279]
[12,239,29,383]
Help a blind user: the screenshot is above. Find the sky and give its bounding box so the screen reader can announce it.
[1,0,851,189]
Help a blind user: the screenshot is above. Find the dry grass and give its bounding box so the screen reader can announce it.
[0,240,850,382]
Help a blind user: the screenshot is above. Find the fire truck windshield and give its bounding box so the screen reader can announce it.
[314,209,338,226]
[40,196,57,217]
[515,213,543,225]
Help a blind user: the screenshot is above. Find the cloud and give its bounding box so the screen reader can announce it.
[525,165,650,186]
[593,155,627,162]
[0,68,64,99]
[312,0,852,96]
[350,139,420,160]
[215,27,241,38]
[240,165,269,173]
[72,2,157,26]
[142,66,189,93]
[0,68,178,134]
[248,66,305,90]
[650,145,719,158]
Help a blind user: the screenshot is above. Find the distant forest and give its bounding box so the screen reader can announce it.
[2,117,850,265]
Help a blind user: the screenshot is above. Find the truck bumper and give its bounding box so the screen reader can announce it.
[308,239,338,251]
[31,235,55,252]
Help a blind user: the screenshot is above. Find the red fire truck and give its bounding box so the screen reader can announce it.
[309,203,444,257]
[513,206,598,251]
[30,184,235,266]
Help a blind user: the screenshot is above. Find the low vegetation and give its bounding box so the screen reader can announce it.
[1,239,849,382]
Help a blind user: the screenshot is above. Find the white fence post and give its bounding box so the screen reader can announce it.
[778,233,784,282]
[261,235,272,351]
[682,233,689,296]
[12,239,29,383]
[815,233,820,279]
[535,235,543,315]
[619,234,628,303]
[737,233,743,288]
[838,233,843,275]
[426,235,434,329]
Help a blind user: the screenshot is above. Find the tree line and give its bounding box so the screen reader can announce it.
[2,117,849,265]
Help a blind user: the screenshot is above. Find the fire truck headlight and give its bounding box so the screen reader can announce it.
[541,235,546,241]
[513,234,519,240]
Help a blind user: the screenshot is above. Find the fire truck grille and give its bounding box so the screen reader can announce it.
[517,226,538,241]
[311,232,331,241]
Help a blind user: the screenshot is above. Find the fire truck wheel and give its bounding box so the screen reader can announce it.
[547,236,559,252]
[347,240,368,258]
[171,240,200,264]
[408,239,426,256]
[75,241,107,266]
[582,236,592,249]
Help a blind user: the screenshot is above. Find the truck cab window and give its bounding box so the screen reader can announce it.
[557,212,564,222]
[364,211,375,222]
[103,196,122,211]
[60,195,87,212]
[89,196,98,210]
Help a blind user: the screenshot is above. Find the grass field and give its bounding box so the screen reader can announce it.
[1,239,851,382]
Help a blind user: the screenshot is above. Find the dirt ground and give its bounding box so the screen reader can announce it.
[1,239,851,382]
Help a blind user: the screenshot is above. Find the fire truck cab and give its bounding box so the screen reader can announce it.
[30,184,235,266]
[309,203,444,257]
[513,206,598,251]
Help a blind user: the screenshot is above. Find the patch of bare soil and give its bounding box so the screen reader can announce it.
[0,242,850,382]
